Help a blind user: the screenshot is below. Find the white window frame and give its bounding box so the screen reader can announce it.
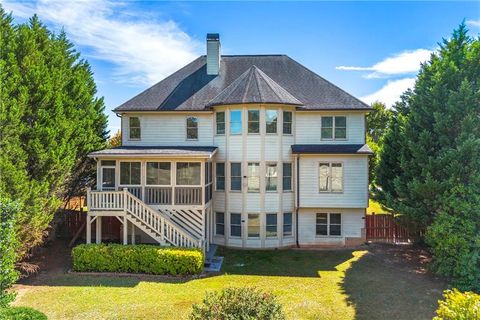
[100,160,116,191]
[265,162,278,192]
[282,162,292,192]
[316,212,342,237]
[230,162,242,192]
[247,162,260,193]
[247,110,260,134]
[283,111,293,135]
[215,212,225,236]
[319,162,344,193]
[216,111,225,135]
[119,161,142,186]
[215,162,225,191]
[247,213,260,238]
[321,116,347,140]
[230,213,242,238]
[230,110,242,135]
[128,117,141,140]
[266,213,278,238]
[283,212,293,237]
[186,116,198,140]
[265,110,278,134]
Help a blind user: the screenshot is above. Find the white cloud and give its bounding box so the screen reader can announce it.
[337,49,432,78]
[1,0,201,86]
[466,19,480,28]
[361,78,416,107]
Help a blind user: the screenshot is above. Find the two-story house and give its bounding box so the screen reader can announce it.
[86,33,372,251]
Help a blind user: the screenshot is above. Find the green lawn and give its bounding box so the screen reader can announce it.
[14,246,445,320]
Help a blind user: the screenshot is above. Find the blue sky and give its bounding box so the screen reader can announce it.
[2,1,479,135]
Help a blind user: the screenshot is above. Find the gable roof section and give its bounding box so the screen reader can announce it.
[114,55,370,112]
[206,65,302,107]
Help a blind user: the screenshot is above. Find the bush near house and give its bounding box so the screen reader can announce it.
[72,244,204,275]
[190,287,285,320]
[434,289,480,320]
[0,307,48,320]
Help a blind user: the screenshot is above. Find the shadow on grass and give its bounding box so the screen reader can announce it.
[341,244,446,320]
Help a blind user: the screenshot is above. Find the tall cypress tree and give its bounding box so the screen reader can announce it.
[0,8,108,256]
[376,24,480,290]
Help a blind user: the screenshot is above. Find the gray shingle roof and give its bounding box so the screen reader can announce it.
[88,146,218,157]
[291,144,373,155]
[206,65,302,107]
[114,55,370,112]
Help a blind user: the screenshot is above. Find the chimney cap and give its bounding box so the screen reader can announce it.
[207,33,220,41]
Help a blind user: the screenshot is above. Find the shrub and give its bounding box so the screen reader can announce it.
[190,287,285,320]
[434,289,480,320]
[0,307,48,320]
[72,244,204,275]
[0,197,20,307]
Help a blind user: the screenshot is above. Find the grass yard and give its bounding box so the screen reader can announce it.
[14,242,445,320]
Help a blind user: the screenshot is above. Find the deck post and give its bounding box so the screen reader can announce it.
[131,222,135,244]
[123,216,128,245]
[86,215,92,244]
[95,216,102,244]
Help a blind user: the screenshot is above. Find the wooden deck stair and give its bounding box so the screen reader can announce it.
[88,189,203,249]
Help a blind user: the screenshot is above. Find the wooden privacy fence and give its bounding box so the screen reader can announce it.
[366,213,411,244]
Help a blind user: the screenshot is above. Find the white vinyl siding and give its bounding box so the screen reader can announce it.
[299,155,368,208]
[296,113,365,144]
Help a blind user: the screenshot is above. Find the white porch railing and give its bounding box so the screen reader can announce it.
[87,188,203,249]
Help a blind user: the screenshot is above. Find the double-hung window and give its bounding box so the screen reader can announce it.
[216,112,225,135]
[266,213,277,238]
[120,162,141,185]
[248,213,260,238]
[283,212,292,237]
[316,213,341,236]
[282,163,292,191]
[186,117,198,140]
[215,212,225,236]
[146,162,171,185]
[129,117,141,140]
[230,163,242,191]
[216,163,225,191]
[230,110,242,134]
[266,110,278,134]
[230,213,241,237]
[283,111,292,134]
[321,116,347,140]
[247,163,260,192]
[248,110,260,134]
[319,162,343,192]
[266,163,278,192]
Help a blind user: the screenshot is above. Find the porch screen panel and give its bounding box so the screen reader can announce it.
[176,162,201,185]
[120,162,141,185]
[146,162,171,185]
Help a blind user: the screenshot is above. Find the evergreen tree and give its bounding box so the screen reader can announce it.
[376,23,480,290]
[0,8,108,257]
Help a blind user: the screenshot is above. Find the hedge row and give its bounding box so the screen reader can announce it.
[72,244,204,275]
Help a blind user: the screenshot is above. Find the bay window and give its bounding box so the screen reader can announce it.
[266,110,278,134]
[266,213,277,238]
[248,213,260,238]
[247,163,260,192]
[283,212,292,237]
[216,163,225,191]
[230,110,242,134]
[215,212,225,236]
[282,163,292,191]
[248,110,260,134]
[283,111,292,134]
[266,163,278,191]
[230,163,242,191]
[230,213,242,237]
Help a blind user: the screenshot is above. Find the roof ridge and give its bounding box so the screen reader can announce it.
[252,66,283,102]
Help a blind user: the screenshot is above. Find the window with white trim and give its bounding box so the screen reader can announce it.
[266,110,278,134]
[230,110,242,135]
[316,213,341,236]
[230,213,241,237]
[266,163,278,192]
[321,116,346,140]
[186,117,198,140]
[266,213,277,238]
[283,212,292,237]
[247,162,260,192]
[216,112,225,135]
[216,163,225,191]
[230,163,242,191]
[248,110,260,134]
[215,212,225,236]
[319,162,343,192]
[129,117,141,140]
[283,111,292,134]
[248,213,260,238]
[283,163,292,191]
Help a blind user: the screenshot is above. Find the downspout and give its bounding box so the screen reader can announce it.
[296,155,300,248]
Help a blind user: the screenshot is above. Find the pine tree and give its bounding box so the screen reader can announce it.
[0,9,108,256]
[376,23,480,290]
